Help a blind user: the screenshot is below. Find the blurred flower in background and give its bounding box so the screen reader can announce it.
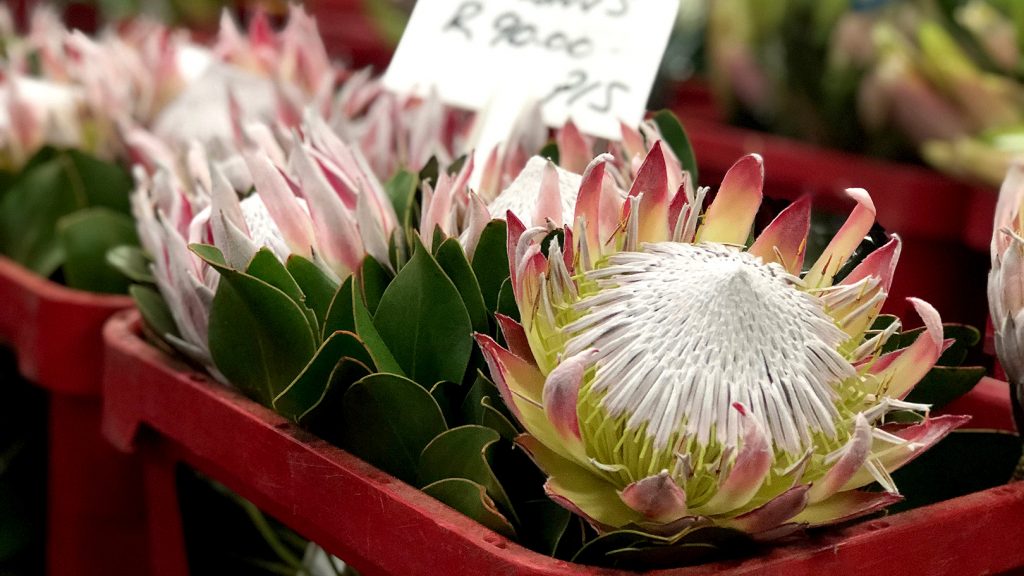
[707,0,1024,186]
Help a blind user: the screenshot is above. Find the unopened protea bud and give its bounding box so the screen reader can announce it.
[989,162,1024,476]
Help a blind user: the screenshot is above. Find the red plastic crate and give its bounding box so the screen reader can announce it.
[0,256,146,576]
[675,115,995,328]
[102,308,1024,576]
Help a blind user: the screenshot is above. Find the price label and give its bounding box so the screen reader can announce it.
[383,0,679,141]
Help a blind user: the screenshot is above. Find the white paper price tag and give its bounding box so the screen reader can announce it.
[383,0,679,141]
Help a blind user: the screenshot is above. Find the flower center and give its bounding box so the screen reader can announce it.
[564,242,855,455]
[240,194,287,253]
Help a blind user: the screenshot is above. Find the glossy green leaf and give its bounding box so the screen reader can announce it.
[419,425,515,516]
[889,430,1020,513]
[56,207,138,293]
[435,238,489,334]
[904,324,981,367]
[106,245,155,284]
[340,373,447,484]
[322,276,355,340]
[496,278,520,322]
[429,380,466,428]
[285,255,338,331]
[130,284,180,342]
[421,478,516,538]
[273,331,374,422]
[431,226,446,255]
[373,242,473,387]
[419,156,439,187]
[189,243,227,267]
[385,170,418,226]
[573,525,754,569]
[480,396,520,440]
[904,366,985,409]
[199,246,318,406]
[302,358,373,446]
[447,155,468,176]
[538,140,560,164]
[352,280,404,375]
[0,149,132,276]
[360,256,392,316]
[245,249,318,337]
[388,228,409,272]
[516,499,573,557]
[652,110,698,185]
[461,375,517,431]
[471,220,510,312]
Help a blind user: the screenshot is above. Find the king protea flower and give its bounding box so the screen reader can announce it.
[478,145,968,537]
[989,162,1024,475]
[132,112,397,369]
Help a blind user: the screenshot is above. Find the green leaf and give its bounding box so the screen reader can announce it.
[373,241,473,387]
[904,366,985,409]
[360,256,392,316]
[514,499,573,556]
[429,380,466,428]
[352,280,404,375]
[471,220,510,312]
[0,149,132,276]
[889,430,1021,513]
[285,255,339,331]
[302,359,373,446]
[189,243,225,265]
[652,110,698,185]
[573,525,754,569]
[388,229,408,272]
[106,244,155,284]
[200,246,318,406]
[431,226,446,255]
[129,284,180,341]
[461,375,517,432]
[273,331,375,422]
[419,156,439,188]
[421,478,516,538]
[538,140,560,164]
[385,170,418,226]
[889,324,982,366]
[447,155,468,176]
[340,373,447,484]
[496,278,520,322]
[245,249,317,337]
[56,207,138,293]
[419,425,516,515]
[480,396,520,440]
[322,276,355,340]
[435,238,490,334]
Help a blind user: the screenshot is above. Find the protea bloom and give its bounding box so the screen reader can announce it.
[989,162,1024,475]
[132,113,396,369]
[478,145,967,537]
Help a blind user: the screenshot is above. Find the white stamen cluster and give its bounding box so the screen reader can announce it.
[564,242,857,453]
[239,194,288,254]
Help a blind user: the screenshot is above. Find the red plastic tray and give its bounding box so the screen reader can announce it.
[676,115,994,328]
[102,309,1024,576]
[0,256,131,395]
[0,256,146,576]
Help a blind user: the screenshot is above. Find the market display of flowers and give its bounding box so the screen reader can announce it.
[3,2,1024,572]
[708,0,1024,186]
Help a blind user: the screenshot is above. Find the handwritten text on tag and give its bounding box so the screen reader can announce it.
[383,0,678,141]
